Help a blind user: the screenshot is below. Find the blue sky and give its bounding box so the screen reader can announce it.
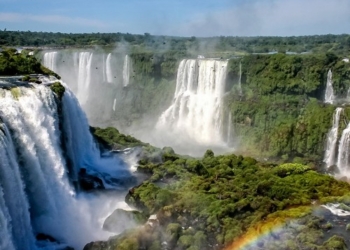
[0,0,349,37]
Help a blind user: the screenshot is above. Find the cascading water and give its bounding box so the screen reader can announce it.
[62,88,131,185]
[324,107,343,168]
[0,124,35,250]
[77,52,93,105]
[325,69,335,104]
[122,55,131,87]
[102,54,106,82]
[113,98,117,111]
[227,112,233,145]
[43,51,57,72]
[106,53,113,83]
[156,58,228,146]
[336,122,350,176]
[0,83,134,249]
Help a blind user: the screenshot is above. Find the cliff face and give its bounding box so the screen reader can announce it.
[225,53,350,162]
[40,49,350,162]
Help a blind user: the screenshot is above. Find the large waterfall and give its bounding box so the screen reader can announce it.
[324,107,343,168]
[43,51,57,72]
[156,59,228,148]
[325,69,335,104]
[0,83,133,249]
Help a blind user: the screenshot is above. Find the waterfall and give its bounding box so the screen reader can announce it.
[0,84,133,249]
[324,107,343,168]
[43,51,57,72]
[0,183,16,250]
[62,88,102,179]
[0,124,35,250]
[123,55,131,87]
[77,52,93,105]
[227,112,233,145]
[73,52,79,75]
[337,121,350,176]
[113,98,117,111]
[325,69,335,104]
[102,54,106,82]
[106,53,113,83]
[156,59,228,145]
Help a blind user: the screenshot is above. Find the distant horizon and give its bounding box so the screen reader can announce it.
[2,29,350,39]
[1,0,350,37]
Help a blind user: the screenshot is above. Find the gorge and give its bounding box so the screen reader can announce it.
[2,34,350,249]
[40,49,350,162]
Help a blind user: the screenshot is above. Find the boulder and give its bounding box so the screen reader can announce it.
[103,208,147,233]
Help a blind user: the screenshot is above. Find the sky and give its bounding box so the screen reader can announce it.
[0,0,349,37]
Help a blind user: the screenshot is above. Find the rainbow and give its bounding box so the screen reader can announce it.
[224,206,311,250]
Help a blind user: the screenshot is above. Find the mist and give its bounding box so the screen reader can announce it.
[41,45,236,157]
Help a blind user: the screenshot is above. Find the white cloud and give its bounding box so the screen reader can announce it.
[168,0,350,36]
[0,12,108,29]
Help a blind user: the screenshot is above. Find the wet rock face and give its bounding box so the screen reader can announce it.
[79,168,105,190]
[83,241,109,250]
[36,233,74,250]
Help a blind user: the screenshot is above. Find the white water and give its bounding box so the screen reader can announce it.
[102,54,106,82]
[336,121,350,176]
[113,98,117,111]
[43,52,57,72]
[324,107,343,168]
[0,84,135,249]
[0,124,35,250]
[322,203,350,216]
[122,55,131,87]
[77,52,93,105]
[106,53,113,83]
[325,69,335,104]
[156,59,228,147]
[227,112,233,145]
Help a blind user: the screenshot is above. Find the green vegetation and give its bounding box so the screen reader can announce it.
[3,30,350,249]
[2,30,350,56]
[83,123,350,250]
[49,81,65,100]
[84,147,350,250]
[91,126,146,149]
[226,53,350,161]
[0,47,60,78]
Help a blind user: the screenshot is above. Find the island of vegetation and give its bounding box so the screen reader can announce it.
[84,126,350,250]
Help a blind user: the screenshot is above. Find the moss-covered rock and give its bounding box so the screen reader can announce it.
[49,81,65,100]
[103,208,147,233]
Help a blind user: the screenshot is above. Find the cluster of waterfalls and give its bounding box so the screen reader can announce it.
[324,69,350,178]
[43,51,131,105]
[157,59,229,147]
[42,51,350,174]
[1,48,349,249]
[42,51,239,155]
[324,107,350,177]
